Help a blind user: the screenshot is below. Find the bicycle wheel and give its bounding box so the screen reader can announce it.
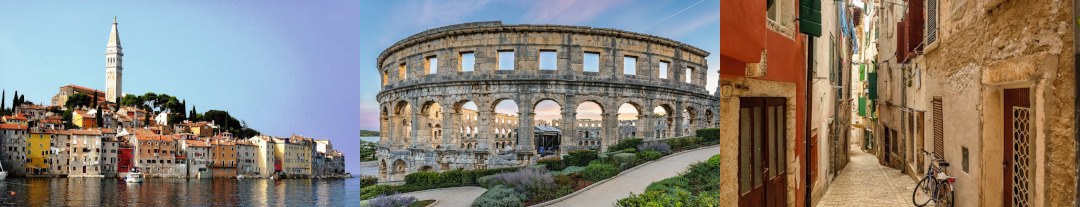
[912,176,933,206]
[935,186,954,207]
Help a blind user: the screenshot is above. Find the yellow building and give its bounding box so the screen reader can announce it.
[72,110,96,128]
[272,136,311,177]
[2,115,28,126]
[27,130,52,176]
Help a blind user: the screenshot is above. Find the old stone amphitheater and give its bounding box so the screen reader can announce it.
[375,21,716,181]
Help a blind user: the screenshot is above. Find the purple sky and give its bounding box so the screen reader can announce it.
[0,0,719,174]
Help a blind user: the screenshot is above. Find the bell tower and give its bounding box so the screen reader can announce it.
[105,16,123,103]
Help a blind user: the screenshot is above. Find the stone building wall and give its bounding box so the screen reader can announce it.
[916,0,1075,206]
[375,22,714,181]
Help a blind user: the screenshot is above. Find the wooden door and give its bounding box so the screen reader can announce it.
[1003,88,1030,207]
[738,98,787,207]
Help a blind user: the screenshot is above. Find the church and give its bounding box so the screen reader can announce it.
[50,17,124,107]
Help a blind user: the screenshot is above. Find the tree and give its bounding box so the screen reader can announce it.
[92,91,99,108]
[11,91,18,107]
[2,90,6,113]
[65,93,93,109]
[119,94,141,107]
[189,105,197,122]
[18,95,24,106]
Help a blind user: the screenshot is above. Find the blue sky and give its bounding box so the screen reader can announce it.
[0,0,719,174]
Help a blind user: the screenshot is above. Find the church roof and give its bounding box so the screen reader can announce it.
[108,17,121,48]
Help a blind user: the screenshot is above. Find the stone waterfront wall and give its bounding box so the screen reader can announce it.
[374,21,715,181]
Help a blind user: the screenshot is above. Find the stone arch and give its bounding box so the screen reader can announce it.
[653,102,675,139]
[418,165,434,172]
[616,102,643,140]
[392,159,408,180]
[419,100,444,147]
[378,159,388,180]
[682,105,698,136]
[705,109,715,127]
[393,100,413,146]
[381,106,390,144]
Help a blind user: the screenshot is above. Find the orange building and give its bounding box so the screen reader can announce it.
[210,140,237,178]
[133,134,182,177]
[715,1,810,206]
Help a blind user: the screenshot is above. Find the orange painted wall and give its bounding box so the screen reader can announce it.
[718,0,809,205]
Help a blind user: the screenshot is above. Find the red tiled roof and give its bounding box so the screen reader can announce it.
[2,115,27,121]
[0,124,26,130]
[70,129,102,136]
[184,140,211,147]
[136,134,173,142]
[99,128,117,134]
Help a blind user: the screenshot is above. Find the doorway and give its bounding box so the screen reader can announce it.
[738,97,787,207]
[1002,88,1030,207]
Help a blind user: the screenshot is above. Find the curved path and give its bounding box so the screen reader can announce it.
[397,186,488,207]
[542,144,723,207]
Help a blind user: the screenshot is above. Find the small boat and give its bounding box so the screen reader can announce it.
[122,167,143,183]
[0,161,8,180]
[236,175,245,179]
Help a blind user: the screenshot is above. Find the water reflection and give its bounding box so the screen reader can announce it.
[0,178,359,206]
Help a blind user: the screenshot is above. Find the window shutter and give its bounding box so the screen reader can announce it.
[933,97,944,160]
[926,0,938,44]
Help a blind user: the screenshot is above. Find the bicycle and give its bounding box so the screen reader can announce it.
[913,149,955,207]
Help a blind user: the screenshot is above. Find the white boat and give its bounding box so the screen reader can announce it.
[0,162,8,180]
[122,167,143,183]
[236,175,245,179]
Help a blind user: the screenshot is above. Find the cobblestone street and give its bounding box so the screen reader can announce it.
[816,147,919,207]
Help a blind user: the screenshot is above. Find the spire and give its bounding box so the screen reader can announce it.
[108,16,121,48]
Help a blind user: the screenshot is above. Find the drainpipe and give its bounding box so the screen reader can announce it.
[805,34,815,207]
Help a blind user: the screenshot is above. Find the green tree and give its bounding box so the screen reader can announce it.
[65,93,93,109]
[119,94,141,107]
[189,105,198,122]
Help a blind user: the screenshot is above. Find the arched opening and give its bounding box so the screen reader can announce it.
[380,107,389,145]
[394,101,413,146]
[617,103,642,141]
[682,107,696,136]
[576,101,603,150]
[392,160,407,180]
[534,100,562,156]
[493,99,520,152]
[455,101,478,149]
[420,101,443,148]
[653,105,673,139]
[419,166,434,172]
[705,109,715,127]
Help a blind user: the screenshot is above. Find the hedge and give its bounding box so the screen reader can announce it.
[608,138,644,152]
[472,185,527,207]
[583,163,620,182]
[563,150,598,167]
[612,153,637,170]
[635,150,662,163]
[696,128,722,142]
[537,158,563,171]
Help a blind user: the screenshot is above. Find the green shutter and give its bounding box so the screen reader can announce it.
[858,97,867,117]
[859,65,865,81]
[867,72,878,100]
[799,0,822,37]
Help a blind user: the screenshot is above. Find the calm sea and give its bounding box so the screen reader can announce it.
[0,177,370,206]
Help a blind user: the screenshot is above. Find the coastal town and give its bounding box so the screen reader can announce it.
[0,19,349,180]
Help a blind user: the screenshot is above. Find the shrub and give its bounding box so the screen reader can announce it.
[528,164,547,171]
[597,153,610,163]
[644,176,690,194]
[537,158,563,171]
[365,193,416,207]
[472,185,527,207]
[404,172,439,186]
[554,166,585,176]
[621,148,637,153]
[470,167,521,184]
[357,184,394,200]
[635,150,662,163]
[439,170,464,185]
[615,189,693,207]
[696,128,722,142]
[486,168,555,196]
[681,155,724,192]
[356,175,379,188]
[691,191,724,207]
[478,174,500,188]
[706,154,722,167]
[563,150,598,167]
[612,153,637,169]
[608,138,644,152]
[637,142,672,155]
[583,163,620,182]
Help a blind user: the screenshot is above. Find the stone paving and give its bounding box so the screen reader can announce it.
[398,186,488,207]
[816,147,921,207]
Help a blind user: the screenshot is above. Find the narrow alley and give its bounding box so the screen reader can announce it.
[816,147,918,207]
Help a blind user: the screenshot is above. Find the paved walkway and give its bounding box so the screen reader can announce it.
[816,147,919,207]
[544,145,725,207]
[399,186,488,207]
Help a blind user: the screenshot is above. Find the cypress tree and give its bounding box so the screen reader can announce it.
[12,91,18,107]
[190,106,197,121]
[1,90,6,115]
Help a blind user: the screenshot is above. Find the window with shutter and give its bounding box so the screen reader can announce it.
[933,97,944,160]
[926,0,938,44]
